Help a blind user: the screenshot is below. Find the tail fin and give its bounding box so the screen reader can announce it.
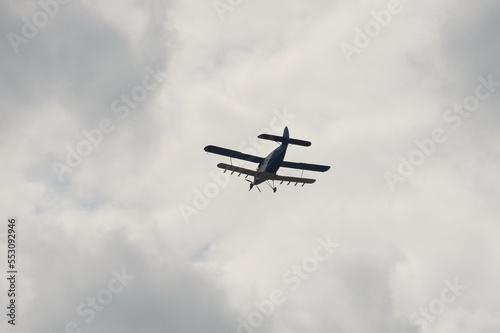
[283,126,290,139]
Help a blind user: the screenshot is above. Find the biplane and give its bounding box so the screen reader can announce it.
[204,127,330,192]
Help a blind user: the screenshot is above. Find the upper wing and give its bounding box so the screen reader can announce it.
[217,163,316,184]
[204,145,264,164]
[281,161,331,172]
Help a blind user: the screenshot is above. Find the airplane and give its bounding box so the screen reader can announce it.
[204,126,330,192]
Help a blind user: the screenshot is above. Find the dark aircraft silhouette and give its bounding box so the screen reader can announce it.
[204,127,330,192]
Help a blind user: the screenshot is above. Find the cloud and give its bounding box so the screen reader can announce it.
[1,0,500,332]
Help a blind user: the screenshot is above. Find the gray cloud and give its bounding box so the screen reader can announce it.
[1,1,500,333]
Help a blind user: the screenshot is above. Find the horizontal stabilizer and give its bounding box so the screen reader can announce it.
[258,134,311,147]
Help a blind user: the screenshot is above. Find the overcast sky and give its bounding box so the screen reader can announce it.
[1,0,500,332]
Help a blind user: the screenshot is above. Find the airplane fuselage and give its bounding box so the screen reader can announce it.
[253,127,290,186]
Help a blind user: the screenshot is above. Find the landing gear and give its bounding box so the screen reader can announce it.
[266,180,277,193]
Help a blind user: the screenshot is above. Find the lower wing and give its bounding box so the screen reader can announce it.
[217,163,316,185]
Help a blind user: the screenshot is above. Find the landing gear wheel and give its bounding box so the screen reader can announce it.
[265,180,278,193]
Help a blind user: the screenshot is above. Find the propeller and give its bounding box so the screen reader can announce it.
[246,179,261,192]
